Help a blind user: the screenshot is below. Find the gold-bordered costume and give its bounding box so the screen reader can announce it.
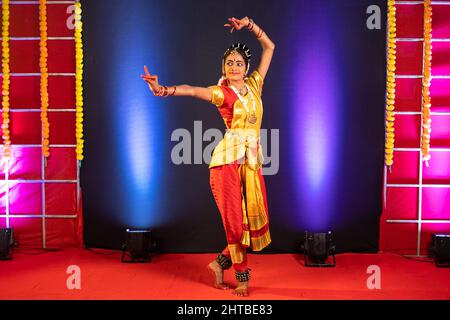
[208,70,271,267]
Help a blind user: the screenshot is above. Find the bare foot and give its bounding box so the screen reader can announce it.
[233,281,249,297]
[207,260,229,290]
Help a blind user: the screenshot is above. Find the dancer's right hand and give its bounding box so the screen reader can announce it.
[140,65,160,93]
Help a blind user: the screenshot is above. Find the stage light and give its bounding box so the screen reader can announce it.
[430,234,450,267]
[300,231,336,267]
[0,228,15,261]
[121,229,153,263]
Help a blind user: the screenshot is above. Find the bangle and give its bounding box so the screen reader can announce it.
[170,86,177,96]
[257,27,264,39]
[153,86,162,96]
[162,86,169,97]
[247,18,254,31]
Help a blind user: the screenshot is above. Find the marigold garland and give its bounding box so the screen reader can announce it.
[421,0,433,163]
[385,0,397,167]
[2,0,11,159]
[74,2,84,161]
[39,0,50,158]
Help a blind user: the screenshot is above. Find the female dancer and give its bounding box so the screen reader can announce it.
[141,16,275,297]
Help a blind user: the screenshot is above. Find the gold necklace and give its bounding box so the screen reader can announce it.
[230,84,257,124]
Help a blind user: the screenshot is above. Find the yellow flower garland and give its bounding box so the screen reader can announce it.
[385,0,397,167]
[2,0,11,159]
[422,0,432,163]
[74,2,84,161]
[39,0,50,157]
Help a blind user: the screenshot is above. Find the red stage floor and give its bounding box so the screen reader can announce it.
[0,248,449,300]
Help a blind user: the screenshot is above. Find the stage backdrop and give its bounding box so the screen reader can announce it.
[81,0,386,253]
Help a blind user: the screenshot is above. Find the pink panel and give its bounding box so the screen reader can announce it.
[9,76,41,109]
[432,42,450,76]
[7,147,42,180]
[379,221,418,255]
[429,115,450,148]
[48,4,76,37]
[46,148,77,180]
[420,223,450,254]
[395,78,422,112]
[46,218,82,248]
[48,40,75,73]
[396,5,423,38]
[48,112,76,144]
[10,112,41,144]
[0,183,6,214]
[9,4,39,37]
[430,79,450,112]
[396,42,423,76]
[46,184,77,214]
[433,6,450,38]
[0,219,5,228]
[384,187,418,220]
[395,115,421,148]
[422,189,450,220]
[49,76,75,108]
[423,152,450,184]
[9,183,42,214]
[387,151,419,184]
[8,218,43,247]
[10,40,40,73]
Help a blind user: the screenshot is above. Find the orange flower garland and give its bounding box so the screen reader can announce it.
[74,2,84,161]
[39,0,50,157]
[385,0,397,167]
[1,0,11,159]
[421,0,432,163]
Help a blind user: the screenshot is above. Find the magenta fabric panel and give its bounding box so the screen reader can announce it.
[0,1,82,248]
[430,79,450,112]
[383,187,418,221]
[45,148,77,180]
[396,4,423,38]
[395,78,422,112]
[380,2,450,255]
[395,115,421,148]
[386,151,419,185]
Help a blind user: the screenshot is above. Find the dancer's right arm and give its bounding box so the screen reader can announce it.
[140,66,212,103]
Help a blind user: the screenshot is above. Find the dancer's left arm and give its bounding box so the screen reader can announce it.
[225,16,276,81]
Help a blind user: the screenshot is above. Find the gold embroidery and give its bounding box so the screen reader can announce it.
[208,85,224,107]
[250,231,272,252]
[228,243,247,264]
[246,70,264,96]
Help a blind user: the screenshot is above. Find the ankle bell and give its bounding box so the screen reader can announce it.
[216,254,232,270]
[235,269,251,282]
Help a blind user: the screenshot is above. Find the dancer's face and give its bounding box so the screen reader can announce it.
[224,51,246,82]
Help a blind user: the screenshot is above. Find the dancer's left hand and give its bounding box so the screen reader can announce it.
[224,16,250,33]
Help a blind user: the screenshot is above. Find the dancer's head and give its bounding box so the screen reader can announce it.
[222,43,251,83]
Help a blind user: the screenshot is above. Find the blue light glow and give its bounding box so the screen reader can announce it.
[109,3,166,228]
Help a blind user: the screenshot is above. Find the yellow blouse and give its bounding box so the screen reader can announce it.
[208,70,265,170]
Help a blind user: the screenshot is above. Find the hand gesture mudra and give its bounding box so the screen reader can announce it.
[224,16,250,33]
[140,65,160,93]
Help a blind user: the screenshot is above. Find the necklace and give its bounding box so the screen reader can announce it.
[230,84,257,124]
